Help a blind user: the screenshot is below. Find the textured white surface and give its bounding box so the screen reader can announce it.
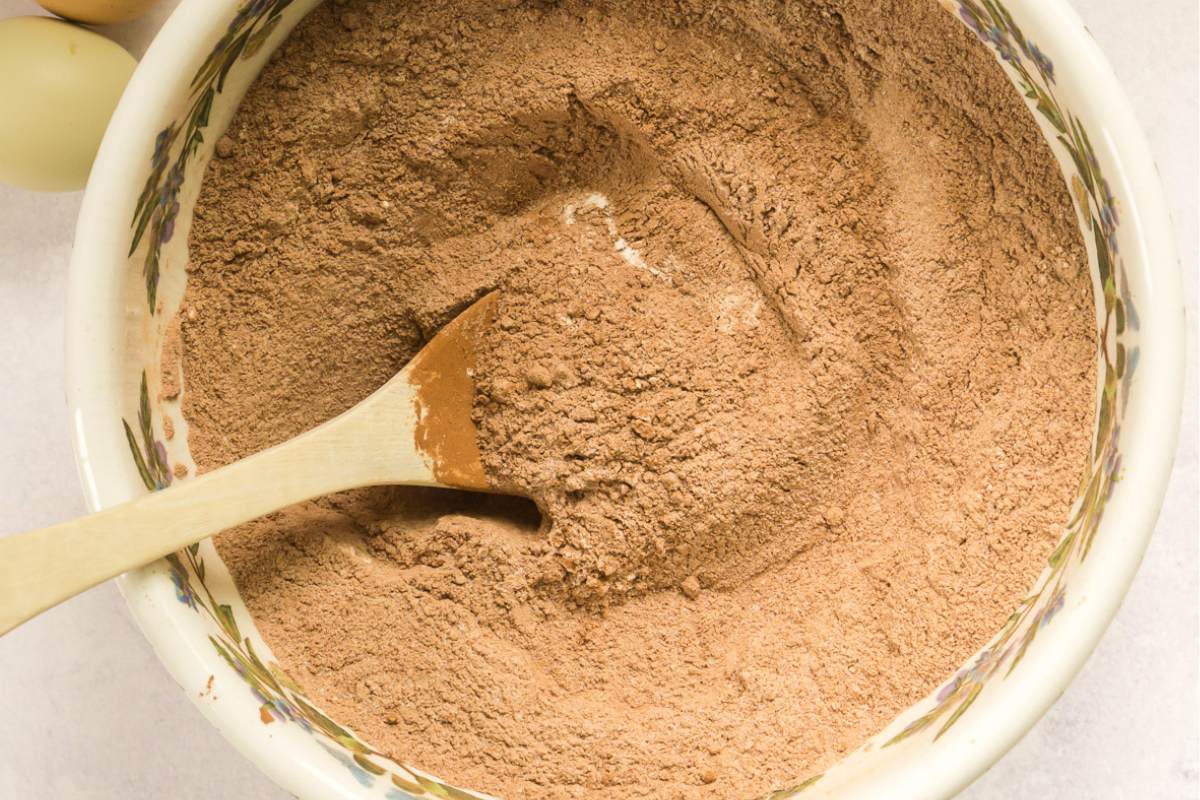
[0,1,1194,797]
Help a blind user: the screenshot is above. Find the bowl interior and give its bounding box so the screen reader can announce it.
[66,0,1181,798]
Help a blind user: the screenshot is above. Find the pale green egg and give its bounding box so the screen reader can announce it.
[0,17,136,192]
[38,0,160,26]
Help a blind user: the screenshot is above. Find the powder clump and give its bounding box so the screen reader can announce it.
[179,1,1096,798]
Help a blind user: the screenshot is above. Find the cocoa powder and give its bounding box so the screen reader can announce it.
[178,1,1096,797]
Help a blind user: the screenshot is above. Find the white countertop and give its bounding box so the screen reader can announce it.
[0,1,1194,797]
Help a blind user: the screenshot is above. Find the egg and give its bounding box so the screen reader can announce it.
[37,0,159,26]
[0,17,136,192]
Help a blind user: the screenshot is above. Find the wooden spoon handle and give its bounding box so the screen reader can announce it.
[0,389,436,636]
[0,292,501,635]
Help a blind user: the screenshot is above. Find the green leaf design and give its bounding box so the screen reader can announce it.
[1035,95,1066,133]
[883,709,943,748]
[137,389,153,452]
[1068,117,1096,193]
[934,682,983,739]
[187,129,205,160]
[760,773,824,798]
[243,14,282,60]
[1046,528,1077,569]
[412,775,450,798]
[1006,624,1038,676]
[122,371,170,490]
[192,39,231,90]
[411,774,487,800]
[216,31,252,92]
[334,733,371,755]
[196,86,215,127]
[793,774,823,793]
[132,0,298,313]
[352,754,386,776]
[129,186,160,257]
[1072,467,1103,533]
[267,662,304,695]
[392,772,425,795]
[290,694,358,743]
[122,419,155,490]
[1092,363,1117,462]
[980,0,1006,29]
[215,603,241,642]
[132,169,161,232]
[145,247,161,310]
[242,636,289,695]
[1058,135,1092,199]
[1093,218,1114,287]
[1081,471,1113,558]
[210,635,240,673]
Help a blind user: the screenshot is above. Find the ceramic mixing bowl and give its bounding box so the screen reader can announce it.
[65,0,1185,797]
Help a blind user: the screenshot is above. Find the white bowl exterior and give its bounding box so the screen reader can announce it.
[64,3,368,798]
[64,0,1186,798]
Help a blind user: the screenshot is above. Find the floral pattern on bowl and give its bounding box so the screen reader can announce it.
[143,491,493,795]
[117,0,1142,797]
[874,0,1136,753]
[130,0,295,311]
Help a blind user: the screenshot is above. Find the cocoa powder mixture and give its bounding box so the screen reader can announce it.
[176,0,1096,797]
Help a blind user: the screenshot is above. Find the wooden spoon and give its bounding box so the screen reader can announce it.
[0,292,500,635]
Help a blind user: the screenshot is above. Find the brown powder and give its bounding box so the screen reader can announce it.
[179,0,1096,797]
[408,290,497,491]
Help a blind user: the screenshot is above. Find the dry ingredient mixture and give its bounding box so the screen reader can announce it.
[176,0,1096,797]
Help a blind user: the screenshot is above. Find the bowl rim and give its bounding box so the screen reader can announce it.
[63,3,364,798]
[63,0,1187,798]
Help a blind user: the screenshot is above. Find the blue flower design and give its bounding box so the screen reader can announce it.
[986,25,1020,62]
[169,565,198,610]
[937,647,1003,703]
[155,162,185,245]
[158,162,183,209]
[281,698,313,731]
[1027,41,1054,82]
[1098,178,1119,252]
[152,441,173,488]
[159,203,182,245]
[151,126,174,171]
[252,688,292,722]
[268,698,294,722]
[936,672,964,702]
[229,0,273,30]
[966,648,997,683]
[247,684,314,731]
[958,5,984,37]
[1040,587,1066,628]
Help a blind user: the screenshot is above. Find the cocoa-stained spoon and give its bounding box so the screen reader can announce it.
[0,292,500,635]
